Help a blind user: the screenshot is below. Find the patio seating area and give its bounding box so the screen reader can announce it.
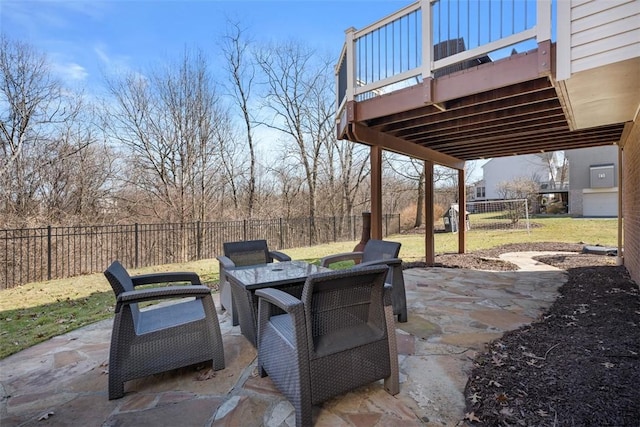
[0,252,568,426]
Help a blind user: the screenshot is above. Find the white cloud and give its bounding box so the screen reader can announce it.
[52,62,89,82]
[94,44,133,75]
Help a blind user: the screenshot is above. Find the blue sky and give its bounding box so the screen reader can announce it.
[1,0,489,178]
[1,0,416,90]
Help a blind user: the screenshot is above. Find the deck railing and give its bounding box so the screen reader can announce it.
[336,0,552,113]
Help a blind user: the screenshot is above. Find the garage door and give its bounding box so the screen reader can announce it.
[583,190,618,217]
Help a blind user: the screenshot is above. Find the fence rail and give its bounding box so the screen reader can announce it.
[0,214,400,289]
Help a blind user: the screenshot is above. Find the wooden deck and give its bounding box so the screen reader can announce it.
[338,41,625,164]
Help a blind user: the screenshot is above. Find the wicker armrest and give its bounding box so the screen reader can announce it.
[116,285,212,312]
[320,251,364,267]
[269,251,292,262]
[255,287,303,314]
[216,255,236,269]
[357,258,401,268]
[131,271,202,286]
[383,284,393,306]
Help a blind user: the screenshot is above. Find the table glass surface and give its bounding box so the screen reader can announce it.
[226,260,330,290]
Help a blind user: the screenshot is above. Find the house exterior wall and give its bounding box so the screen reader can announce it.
[583,189,618,216]
[557,0,640,79]
[481,154,552,200]
[565,146,619,216]
[622,119,640,285]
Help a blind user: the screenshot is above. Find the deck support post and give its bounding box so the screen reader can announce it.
[425,160,435,265]
[458,167,466,254]
[370,145,383,240]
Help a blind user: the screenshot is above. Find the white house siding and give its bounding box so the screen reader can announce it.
[557,0,640,79]
[566,146,619,216]
[582,188,619,216]
[481,154,552,200]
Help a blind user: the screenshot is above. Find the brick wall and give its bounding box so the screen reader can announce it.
[623,120,640,285]
[568,189,583,216]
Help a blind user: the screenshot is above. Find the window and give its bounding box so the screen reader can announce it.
[476,186,486,198]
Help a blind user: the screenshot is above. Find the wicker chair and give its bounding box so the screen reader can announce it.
[255,265,399,427]
[217,239,291,325]
[103,260,225,400]
[320,239,408,322]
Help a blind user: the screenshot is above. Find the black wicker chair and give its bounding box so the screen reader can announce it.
[255,265,399,426]
[320,239,408,322]
[217,239,291,325]
[103,260,225,400]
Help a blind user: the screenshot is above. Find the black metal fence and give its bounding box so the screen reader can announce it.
[1,214,400,289]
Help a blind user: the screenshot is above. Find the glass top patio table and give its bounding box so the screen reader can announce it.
[226,260,330,290]
[224,260,331,346]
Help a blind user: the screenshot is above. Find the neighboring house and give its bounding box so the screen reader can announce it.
[470,153,561,201]
[565,146,619,217]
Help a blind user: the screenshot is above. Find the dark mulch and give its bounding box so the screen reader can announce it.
[431,243,640,426]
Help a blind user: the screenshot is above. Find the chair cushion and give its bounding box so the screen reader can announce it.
[135,299,205,335]
[105,261,135,296]
[269,314,295,344]
[361,240,401,263]
[313,323,384,358]
[229,250,269,266]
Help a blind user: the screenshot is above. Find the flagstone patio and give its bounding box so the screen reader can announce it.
[0,252,570,426]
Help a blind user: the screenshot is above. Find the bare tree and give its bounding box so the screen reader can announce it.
[39,108,116,224]
[496,178,538,224]
[269,158,305,219]
[0,35,82,224]
[255,41,335,241]
[321,139,369,222]
[103,49,223,223]
[221,21,258,218]
[385,154,461,228]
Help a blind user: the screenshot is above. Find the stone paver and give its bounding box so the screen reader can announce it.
[0,253,569,426]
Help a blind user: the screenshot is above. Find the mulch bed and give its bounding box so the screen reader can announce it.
[425,242,640,426]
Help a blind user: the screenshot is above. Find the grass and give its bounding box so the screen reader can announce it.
[0,216,619,359]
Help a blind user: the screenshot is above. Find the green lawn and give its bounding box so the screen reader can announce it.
[0,216,619,359]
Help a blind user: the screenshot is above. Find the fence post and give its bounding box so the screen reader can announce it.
[353,215,356,241]
[47,225,52,280]
[243,220,247,241]
[385,214,388,236]
[279,218,283,249]
[134,223,139,268]
[333,216,337,242]
[197,221,202,260]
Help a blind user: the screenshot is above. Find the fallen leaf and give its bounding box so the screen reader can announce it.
[500,407,514,417]
[602,362,615,369]
[195,368,216,381]
[38,411,54,421]
[535,409,549,417]
[526,360,541,368]
[464,412,481,423]
[469,392,482,403]
[489,380,502,388]
[495,392,509,404]
[492,355,505,367]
